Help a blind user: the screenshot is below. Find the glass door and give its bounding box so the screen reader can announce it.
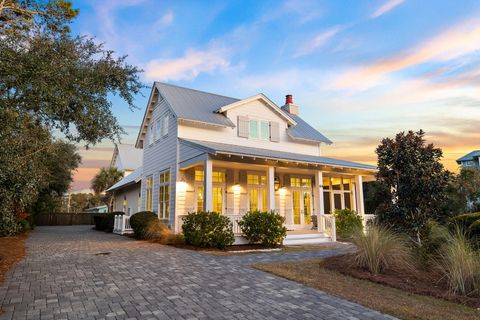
[293,190,301,224]
[303,192,312,224]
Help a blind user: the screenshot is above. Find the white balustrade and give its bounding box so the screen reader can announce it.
[321,214,337,242]
[113,214,133,235]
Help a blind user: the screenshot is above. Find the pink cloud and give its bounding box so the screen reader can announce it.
[371,0,404,19]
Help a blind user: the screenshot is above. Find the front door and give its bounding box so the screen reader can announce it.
[292,190,313,226]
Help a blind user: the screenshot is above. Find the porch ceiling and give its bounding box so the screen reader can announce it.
[179,139,377,177]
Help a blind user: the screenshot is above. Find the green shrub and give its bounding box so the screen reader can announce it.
[469,219,480,235]
[415,220,451,268]
[94,211,124,232]
[18,218,32,232]
[238,210,287,247]
[435,227,480,295]
[451,212,480,229]
[182,211,234,249]
[334,208,363,239]
[352,225,413,274]
[130,211,157,239]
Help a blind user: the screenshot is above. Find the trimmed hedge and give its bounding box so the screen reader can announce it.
[238,210,287,247]
[334,208,363,239]
[130,211,157,239]
[94,211,124,232]
[182,211,234,249]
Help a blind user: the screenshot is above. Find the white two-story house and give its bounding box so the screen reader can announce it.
[110,82,377,243]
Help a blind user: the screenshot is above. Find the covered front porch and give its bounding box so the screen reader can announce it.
[175,140,376,243]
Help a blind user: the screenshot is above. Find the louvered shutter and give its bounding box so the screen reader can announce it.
[238,116,249,138]
[226,169,234,185]
[270,121,280,142]
[239,170,247,184]
[283,174,290,187]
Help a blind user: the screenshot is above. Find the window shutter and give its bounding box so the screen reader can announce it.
[226,169,234,185]
[238,116,249,138]
[270,121,280,142]
[283,174,290,187]
[239,170,247,184]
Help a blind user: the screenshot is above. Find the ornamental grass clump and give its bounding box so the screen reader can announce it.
[352,225,413,275]
[436,227,480,296]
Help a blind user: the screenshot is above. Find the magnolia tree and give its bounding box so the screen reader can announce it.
[375,130,451,244]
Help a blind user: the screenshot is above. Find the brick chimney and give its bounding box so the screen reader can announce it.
[281,94,299,115]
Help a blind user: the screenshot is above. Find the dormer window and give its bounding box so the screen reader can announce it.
[248,119,269,140]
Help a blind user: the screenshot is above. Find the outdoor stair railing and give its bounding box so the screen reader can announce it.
[113,214,133,235]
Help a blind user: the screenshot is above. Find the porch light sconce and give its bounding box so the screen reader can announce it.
[274,177,280,191]
[176,180,188,193]
[232,184,241,195]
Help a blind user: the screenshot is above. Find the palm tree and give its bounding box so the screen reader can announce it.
[91,167,124,209]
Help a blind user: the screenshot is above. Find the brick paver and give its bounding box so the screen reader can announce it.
[0,226,397,320]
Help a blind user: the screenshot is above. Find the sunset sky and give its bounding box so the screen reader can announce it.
[70,0,480,191]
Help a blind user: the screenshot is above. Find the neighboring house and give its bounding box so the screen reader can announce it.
[110,82,377,243]
[457,150,480,169]
[107,166,142,216]
[84,205,108,214]
[110,143,143,176]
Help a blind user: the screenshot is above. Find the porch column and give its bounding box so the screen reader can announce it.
[204,158,213,211]
[267,166,275,211]
[355,175,365,215]
[314,171,325,233]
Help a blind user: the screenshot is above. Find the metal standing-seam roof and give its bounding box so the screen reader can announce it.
[112,144,143,171]
[287,114,332,144]
[456,150,480,164]
[180,139,377,171]
[139,82,332,144]
[155,82,239,127]
[106,166,143,192]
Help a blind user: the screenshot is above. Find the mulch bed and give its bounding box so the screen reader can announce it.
[0,233,27,285]
[322,253,480,308]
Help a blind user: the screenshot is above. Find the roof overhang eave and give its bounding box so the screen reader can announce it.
[214,151,378,172]
[286,132,333,145]
[178,118,235,128]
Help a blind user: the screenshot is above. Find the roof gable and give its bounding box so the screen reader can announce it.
[216,94,297,126]
[135,82,333,147]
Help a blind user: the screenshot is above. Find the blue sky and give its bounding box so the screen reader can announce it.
[71,0,480,190]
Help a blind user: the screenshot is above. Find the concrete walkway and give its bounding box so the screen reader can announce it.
[0,226,396,320]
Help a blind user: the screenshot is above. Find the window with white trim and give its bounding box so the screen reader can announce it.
[146,176,153,211]
[162,115,169,137]
[155,119,161,141]
[248,119,270,140]
[158,170,170,219]
[148,125,154,145]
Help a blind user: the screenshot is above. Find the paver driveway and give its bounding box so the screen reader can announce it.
[0,226,396,320]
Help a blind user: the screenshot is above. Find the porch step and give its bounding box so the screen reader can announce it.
[283,233,332,245]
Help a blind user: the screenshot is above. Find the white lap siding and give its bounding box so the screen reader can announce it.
[114,183,141,215]
[141,98,178,227]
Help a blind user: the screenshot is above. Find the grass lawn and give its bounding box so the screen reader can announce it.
[0,233,27,285]
[254,259,480,320]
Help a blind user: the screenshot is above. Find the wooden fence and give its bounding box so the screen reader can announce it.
[34,212,94,226]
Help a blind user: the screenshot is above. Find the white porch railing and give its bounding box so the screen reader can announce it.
[113,214,133,235]
[227,215,243,235]
[321,214,336,242]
